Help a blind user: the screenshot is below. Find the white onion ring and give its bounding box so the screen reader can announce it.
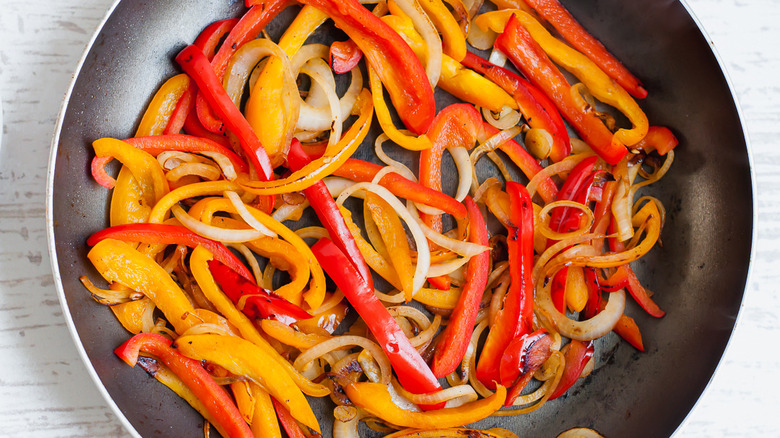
[171,205,265,243]
[536,279,626,341]
[449,146,472,202]
[293,336,391,385]
[407,202,489,257]
[224,191,277,238]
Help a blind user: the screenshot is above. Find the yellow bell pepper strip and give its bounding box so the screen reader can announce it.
[174,334,320,432]
[245,5,327,166]
[300,0,435,135]
[238,88,373,195]
[365,192,415,300]
[110,297,154,335]
[417,0,467,61]
[329,39,362,74]
[176,44,274,180]
[260,319,331,350]
[135,73,192,139]
[114,333,254,438]
[344,381,507,428]
[520,0,648,99]
[189,245,330,397]
[208,259,313,325]
[148,180,240,223]
[419,104,482,233]
[431,197,490,378]
[494,16,628,165]
[249,383,283,438]
[195,0,289,134]
[86,223,255,282]
[368,65,433,151]
[92,138,169,211]
[476,182,535,388]
[479,10,649,147]
[311,238,444,404]
[287,139,374,290]
[88,239,199,334]
[339,206,403,289]
[413,286,461,309]
[460,52,571,162]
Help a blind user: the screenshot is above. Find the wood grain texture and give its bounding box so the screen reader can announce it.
[0,0,777,436]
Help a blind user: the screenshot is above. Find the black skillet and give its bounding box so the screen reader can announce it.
[47,0,753,436]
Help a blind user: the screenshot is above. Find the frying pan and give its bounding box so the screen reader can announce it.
[46,0,753,437]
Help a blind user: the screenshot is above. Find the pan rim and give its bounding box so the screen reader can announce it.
[44,1,757,437]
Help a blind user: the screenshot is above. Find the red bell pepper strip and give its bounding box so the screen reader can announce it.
[207,259,312,326]
[608,221,665,317]
[114,333,253,438]
[123,134,249,174]
[461,51,571,162]
[163,19,238,136]
[426,276,451,291]
[419,104,482,232]
[272,397,307,438]
[480,122,558,204]
[287,140,374,289]
[176,45,274,180]
[499,329,553,405]
[86,223,254,283]
[582,267,644,351]
[583,267,602,318]
[495,15,628,165]
[329,39,363,74]
[550,267,568,314]
[548,339,594,399]
[548,156,598,232]
[476,182,535,388]
[633,126,679,156]
[430,197,490,378]
[333,158,467,220]
[520,0,647,99]
[195,1,288,134]
[194,19,239,61]
[311,238,443,401]
[299,0,435,134]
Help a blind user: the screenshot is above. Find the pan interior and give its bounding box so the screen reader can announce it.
[49,1,752,437]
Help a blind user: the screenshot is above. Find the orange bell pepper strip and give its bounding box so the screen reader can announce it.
[419,104,482,232]
[461,51,571,162]
[476,182,535,388]
[135,74,192,138]
[479,10,649,147]
[245,5,328,165]
[365,192,415,300]
[174,333,321,432]
[88,239,200,334]
[520,0,648,99]
[176,44,274,180]
[344,382,507,428]
[299,0,435,134]
[632,126,679,156]
[431,197,490,377]
[238,88,373,195]
[114,333,253,438]
[334,159,468,220]
[495,14,628,165]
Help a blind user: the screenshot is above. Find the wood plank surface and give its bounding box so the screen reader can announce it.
[0,0,776,436]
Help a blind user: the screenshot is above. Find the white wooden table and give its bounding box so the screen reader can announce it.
[0,0,776,436]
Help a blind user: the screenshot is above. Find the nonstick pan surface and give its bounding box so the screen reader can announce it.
[47,1,753,437]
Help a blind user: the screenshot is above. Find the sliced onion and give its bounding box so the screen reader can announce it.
[374,134,417,182]
[489,47,508,67]
[537,200,595,241]
[79,276,143,305]
[271,201,309,222]
[428,257,469,277]
[471,126,522,167]
[536,279,625,341]
[165,163,222,182]
[407,202,489,257]
[227,243,264,286]
[224,38,291,108]
[449,146,472,202]
[323,177,361,199]
[224,191,277,238]
[526,152,594,200]
[300,58,342,147]
[393,0,442,86]
[199,152,238,181]
[293,335,391,385]
[467,21,497,51]
[482,105,522,130]
[172,205,265,243]
[468,320,494,398]
[336,182,430,294]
